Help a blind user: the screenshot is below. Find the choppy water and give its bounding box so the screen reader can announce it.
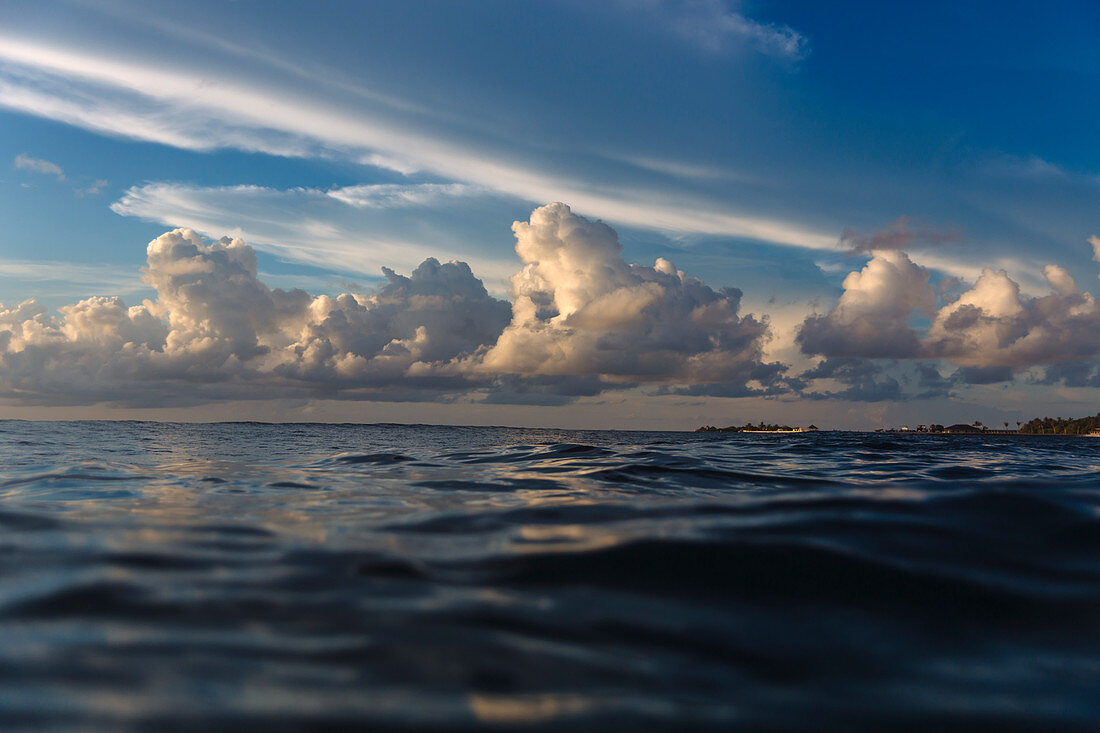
[2,422,1100,730]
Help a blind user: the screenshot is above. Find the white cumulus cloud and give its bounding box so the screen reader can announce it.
[797,249,934,359]
[0,229,512,405]
[0,205,784,406]
[798,239,1100,377]
[480,203,781,392]
[925,264,1100,368]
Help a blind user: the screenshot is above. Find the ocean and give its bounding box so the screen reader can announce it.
[1,421,1098,730]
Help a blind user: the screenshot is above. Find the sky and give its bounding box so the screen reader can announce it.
[1,0,1099,429]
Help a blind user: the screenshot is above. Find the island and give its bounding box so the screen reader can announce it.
[696,422,819,433]
[695,412,1100,435]
[875,413,1100,435]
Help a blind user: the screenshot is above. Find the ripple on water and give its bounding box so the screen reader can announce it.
[0,423,1099,729]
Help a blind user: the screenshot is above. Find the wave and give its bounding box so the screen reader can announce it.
[1,423,1100,728]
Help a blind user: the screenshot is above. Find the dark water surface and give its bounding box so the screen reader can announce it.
[1,422,1099,730]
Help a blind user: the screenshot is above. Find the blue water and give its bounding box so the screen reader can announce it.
[1,422,1099,730]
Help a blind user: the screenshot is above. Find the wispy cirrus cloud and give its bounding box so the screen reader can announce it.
[77,178,109,197]
[0,258,145,297]
[324,183,484,209]
[0,35,834,250]
[13,152,64,180]
[109,181,522,285]
[618,0,808,59]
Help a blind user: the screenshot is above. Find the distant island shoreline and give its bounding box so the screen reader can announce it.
[697,413,1100,436]
[696,423,818,434]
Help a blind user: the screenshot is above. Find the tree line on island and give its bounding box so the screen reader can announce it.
[1018,413,1100,435]
[696,412,1100,435]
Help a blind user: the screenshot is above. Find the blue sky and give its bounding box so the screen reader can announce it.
[1,0,1098,428]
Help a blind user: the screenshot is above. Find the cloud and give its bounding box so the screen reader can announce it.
[0,205,782,406]
[795,358,1019,402]
[0,258,146,298]
[913,362,955,399]
[797,249,934,359]
[796,357,904,402]
[625,0,808,59]
[798,246,1100,379]
[604,153,743,182]
[110,181,521,284]
[0,35,834,250]
[952,365,1013,385]
[838,216,961,255]
[924,264,1100,368]
[77,178,108,197]
[1036,361,1100,388]
[1090,235,1100,263]
[324,183,482,209]
[0,228,512,406]
[479,204,783,394]
[13,153,64,180]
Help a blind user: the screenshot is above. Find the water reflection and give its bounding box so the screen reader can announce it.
[1,422,1100,728]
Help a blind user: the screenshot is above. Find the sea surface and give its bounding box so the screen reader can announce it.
[1,422,1099,730]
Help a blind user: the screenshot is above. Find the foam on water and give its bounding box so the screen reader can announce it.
[1,421,1099,729]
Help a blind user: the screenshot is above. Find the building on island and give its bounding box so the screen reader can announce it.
[945,423,983,434]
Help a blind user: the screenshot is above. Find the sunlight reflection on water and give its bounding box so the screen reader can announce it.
[1,421,1100,728]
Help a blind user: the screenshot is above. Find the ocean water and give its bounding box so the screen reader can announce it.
[1,422,1099,730]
